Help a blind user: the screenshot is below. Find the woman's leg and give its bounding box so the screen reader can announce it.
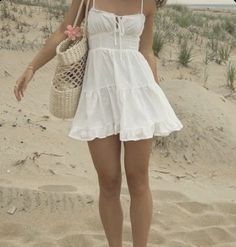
[123,138,153,247]
[87,134,123,247]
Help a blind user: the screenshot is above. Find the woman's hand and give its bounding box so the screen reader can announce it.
[13,0,86,102]
[14,66,35,102]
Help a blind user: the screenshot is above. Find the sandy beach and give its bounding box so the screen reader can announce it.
[1,2,236,246]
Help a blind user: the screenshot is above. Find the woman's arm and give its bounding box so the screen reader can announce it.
[28,0,86,73]
[139,0,160,85]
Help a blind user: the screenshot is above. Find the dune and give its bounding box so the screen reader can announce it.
[1,51,236,245]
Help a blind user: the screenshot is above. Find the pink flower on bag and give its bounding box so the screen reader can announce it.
[64,25,82,40]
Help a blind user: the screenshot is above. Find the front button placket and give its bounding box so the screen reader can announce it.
[114,16,125,65]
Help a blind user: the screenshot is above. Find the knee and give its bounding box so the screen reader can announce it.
[98,173,121,197]
[126,170,149,196]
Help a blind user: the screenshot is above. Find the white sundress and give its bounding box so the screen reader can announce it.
[68,0,184,141]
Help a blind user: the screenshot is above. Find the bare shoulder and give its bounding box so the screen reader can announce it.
[58,0,91,34]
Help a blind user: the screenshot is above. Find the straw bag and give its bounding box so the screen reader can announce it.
[49,0,91,119]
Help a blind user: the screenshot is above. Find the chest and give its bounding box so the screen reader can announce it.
[87,7,146,37]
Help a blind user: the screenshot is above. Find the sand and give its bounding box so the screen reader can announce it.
[1,2,236,247]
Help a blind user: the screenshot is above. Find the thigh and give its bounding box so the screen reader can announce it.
[123,138,153,177]
[87,134,122,182]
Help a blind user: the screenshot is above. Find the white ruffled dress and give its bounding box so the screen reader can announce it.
[68,0,183,141]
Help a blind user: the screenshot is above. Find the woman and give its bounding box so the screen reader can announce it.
[14,0,183,246]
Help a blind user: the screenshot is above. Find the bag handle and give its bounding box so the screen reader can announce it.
[84,0,91,33]
[73,0,90,30]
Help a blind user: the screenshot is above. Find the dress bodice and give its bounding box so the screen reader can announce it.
[86,1,145,57]
[87,7,145,38]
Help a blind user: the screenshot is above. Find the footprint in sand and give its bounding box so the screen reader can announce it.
[216,243,236,247]
[57,233,104,247]
[32,241,57,247]
[148,227,167,245]
[227,215,236,225]
[212,202,236,215]
[0,241,19,247]
[0,222,42,243]
[192,212,230,227]
[0,179,12,185]
[227,226,236,235]
[151,189,191,202]
[38,185,78,193]
[166,226,235,246]
[205,227,235,243]
[0,222,29,240]
[176,201,214,214]
[165,240,196,247]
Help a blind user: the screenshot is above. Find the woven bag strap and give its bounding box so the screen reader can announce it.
[73,0,90,29]
[83,0,90,33]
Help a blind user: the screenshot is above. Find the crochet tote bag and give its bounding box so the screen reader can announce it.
[49,0,90,119]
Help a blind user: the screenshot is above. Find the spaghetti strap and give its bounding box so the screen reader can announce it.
[93,0,95,8]
[141,0,143,14]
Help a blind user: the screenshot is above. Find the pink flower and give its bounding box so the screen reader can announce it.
[64,25,82,40]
